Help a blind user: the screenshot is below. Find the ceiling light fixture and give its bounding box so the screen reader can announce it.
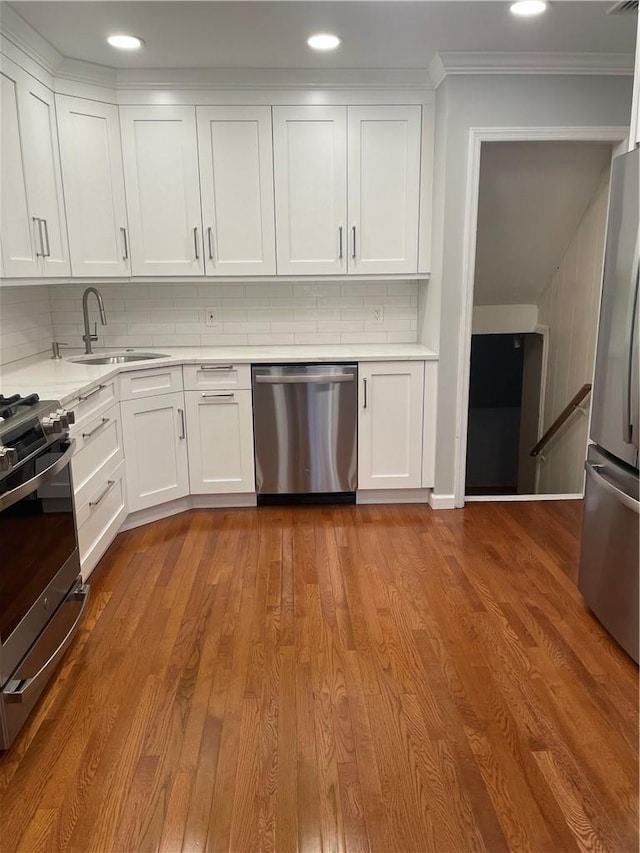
[307,33,342,51]
[509,0,548,15]
[106,34,144,50]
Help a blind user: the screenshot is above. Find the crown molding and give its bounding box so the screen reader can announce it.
[429,51,635,86]
[112,66,434,92]
[0,3,61,76]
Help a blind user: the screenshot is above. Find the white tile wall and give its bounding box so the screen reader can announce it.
[48,281,419,349]
[0,286,54,366]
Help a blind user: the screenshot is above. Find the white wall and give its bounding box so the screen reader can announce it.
[421,73,633,499]
[537,167,610,494]
[48,281,418,350]
[0,286,53,366]
[472,304,538,335]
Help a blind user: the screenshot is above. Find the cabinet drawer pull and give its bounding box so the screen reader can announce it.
[207,226,214,260]
[89,479,115,507]
[352,225,357,259]
[178,408,186,440]
[78,384,106,402]
[193,227,200,260]
[120,226,129,260]
[338,226,343,259]
[202,393,234,400]
[82,417,110,439]
[363,377,367,409]
[200,364,233,371]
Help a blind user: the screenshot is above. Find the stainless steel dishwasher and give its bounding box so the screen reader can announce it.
[252,364,357,503]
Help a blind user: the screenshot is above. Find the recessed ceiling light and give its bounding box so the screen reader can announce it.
[106,34,144,50]
[509,0,548,15]
[307,33,342,51]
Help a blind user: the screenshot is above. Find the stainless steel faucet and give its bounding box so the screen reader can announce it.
[82,287,108,354]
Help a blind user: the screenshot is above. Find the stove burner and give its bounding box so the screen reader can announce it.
[0,393,40,420]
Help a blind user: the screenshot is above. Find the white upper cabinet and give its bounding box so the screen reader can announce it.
[358,360,424,490]
[197,106,276,276]
[56,96,130,277]
[273,105,347,276]
[273,104,421,277]
[120,105,204,276]
[0,57,70,278]
[348,106,421,275]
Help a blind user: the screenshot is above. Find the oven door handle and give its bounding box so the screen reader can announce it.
[3,582,89,703]
[0,439,76,514]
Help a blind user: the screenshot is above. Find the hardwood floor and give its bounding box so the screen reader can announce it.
[1,501,637,853]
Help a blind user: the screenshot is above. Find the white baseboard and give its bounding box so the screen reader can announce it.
[357,488,431,505]
[464,492,583,503]
[120,492,257,530]
[428,493,457,510]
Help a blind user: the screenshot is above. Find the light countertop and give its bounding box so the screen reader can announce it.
[1,343,438,405]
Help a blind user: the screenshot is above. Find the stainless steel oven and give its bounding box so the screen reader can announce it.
[0,395,88,750]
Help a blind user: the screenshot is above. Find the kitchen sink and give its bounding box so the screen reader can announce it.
[68,351,169,365]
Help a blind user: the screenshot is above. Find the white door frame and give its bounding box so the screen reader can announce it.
[454,125,629,508]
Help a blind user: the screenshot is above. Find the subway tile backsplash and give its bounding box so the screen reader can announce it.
[48,281,419,350]
[0,286,54,366]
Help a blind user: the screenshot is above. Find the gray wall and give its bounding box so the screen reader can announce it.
[420,73,633,498]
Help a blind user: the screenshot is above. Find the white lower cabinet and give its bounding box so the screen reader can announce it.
[76,457,127,580]
[358,361,425,490]
[121,391,189,512]
[184,389,255,494]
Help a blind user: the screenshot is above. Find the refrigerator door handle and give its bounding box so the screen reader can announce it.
[585,461,639,514]
[624,254,640,448]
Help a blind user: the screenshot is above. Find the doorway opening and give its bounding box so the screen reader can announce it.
[463,139,617,501]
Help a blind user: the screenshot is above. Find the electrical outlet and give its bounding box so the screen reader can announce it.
[205,308,219,327]
[370,305,384,324]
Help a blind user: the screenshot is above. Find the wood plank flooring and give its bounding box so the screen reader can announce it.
[1,501,638,853]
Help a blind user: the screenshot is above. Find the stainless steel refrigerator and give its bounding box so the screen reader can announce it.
[578,145,639,664]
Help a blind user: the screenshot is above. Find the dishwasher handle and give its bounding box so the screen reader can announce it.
[255,373,354,385]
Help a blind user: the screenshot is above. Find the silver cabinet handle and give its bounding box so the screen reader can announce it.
[207,226,214,260]
[42,218,51,257]
[178,407,186,439]
[255,374,354,385]
[338,226,343,259]
[193,227,200,260]
[32,217,44,257]
[78,384,106,402]
[201,392,234,400]
[200,364,233,371]
[81,417,109,439]
[352,225,357,259]
[89,479,115,507]
[363,377,367,409]
[120,226,129,260]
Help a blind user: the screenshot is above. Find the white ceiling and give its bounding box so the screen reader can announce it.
[6,1,637,70]
[473,141,613,306]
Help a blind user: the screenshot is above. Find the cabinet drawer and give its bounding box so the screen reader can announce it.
[119,365,183,400]
[71,402,123,507]
[76,457,126,570]
[183,363,250,391]
[68,379,117,432]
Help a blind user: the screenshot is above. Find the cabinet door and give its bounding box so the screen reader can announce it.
[19,70,71,276]
[348,106,421,275]
[185,390,255,494]
[0,62,38,277]
[273,106,347,275]
[358,361,424,490]
[121,392,189,512]
[120,105,204,276]
[57,96,130,277]
[197,106,275,276]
